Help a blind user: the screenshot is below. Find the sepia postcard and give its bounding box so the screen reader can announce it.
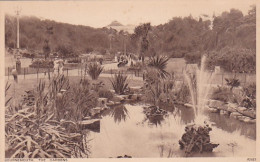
[0,0,259,162]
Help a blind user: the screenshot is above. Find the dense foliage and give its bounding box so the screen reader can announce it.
[29,59,54,68]
[210,83,256,110]
[5,76,97,158]
[5,6,256,72]
[5,15,135,55]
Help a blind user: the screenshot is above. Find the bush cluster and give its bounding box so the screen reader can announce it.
[29,59,54,68]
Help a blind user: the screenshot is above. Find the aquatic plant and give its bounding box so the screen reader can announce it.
[87,62,103,80]
[179,123,219,157]
[110,71,129,95]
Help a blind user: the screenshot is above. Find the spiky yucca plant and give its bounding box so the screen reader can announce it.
[147,56,169,79]
[110,71,129,95]
[87,62,103,80]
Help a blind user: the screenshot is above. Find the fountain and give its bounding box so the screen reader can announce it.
[180,55,219,156]
[184,55,215,122]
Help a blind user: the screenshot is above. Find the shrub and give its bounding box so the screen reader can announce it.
[98,89,114,101]
[184,51,202,64]
[29,59,54,68]
[69,79,98,121]
[225,78,240,91]
[67,59,81,63]
[210,86,243,104]
[240,83,256,109]
[110,71,129,95]
[206,47,256,73]
[87,62,103,80]
[174,83,190,103]
[210,86,233,103]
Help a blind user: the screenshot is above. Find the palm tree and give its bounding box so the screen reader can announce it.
[147,55,170,79]
[145,55,170,106]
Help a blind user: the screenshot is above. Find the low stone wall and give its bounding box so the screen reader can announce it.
[206,99,256,124]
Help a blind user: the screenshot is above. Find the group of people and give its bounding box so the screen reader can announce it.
[11,58,65,83]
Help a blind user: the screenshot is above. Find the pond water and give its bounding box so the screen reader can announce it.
[88,104,256,158]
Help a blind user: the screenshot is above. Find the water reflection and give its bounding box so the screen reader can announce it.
[144,103,195,126]
[168,105,256,140]
[102,104,129,123]
[206,111,256,140]
[88,104,256,157]
[173,105,195,124]
[158,143,176,157]
[142,115,165,126]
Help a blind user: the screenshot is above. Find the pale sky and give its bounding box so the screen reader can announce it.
[1,0,256,28]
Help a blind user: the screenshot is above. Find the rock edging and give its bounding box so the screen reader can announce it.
[206,99,256,124]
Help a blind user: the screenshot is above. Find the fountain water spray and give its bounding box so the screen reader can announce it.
[184,55,215,124]
[179,56,220,156]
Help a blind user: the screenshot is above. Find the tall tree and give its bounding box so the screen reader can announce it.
[132,23,151,63]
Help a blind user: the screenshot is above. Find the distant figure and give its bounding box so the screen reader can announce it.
[53,59,60,76]
[60,62,64,74]
[16,58,21,74]
[99,58,103,65]
[11,68,18,83]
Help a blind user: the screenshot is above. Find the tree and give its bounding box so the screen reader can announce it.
[144,56,169,106]
[42,25,53,60]
[56,44,74,59]
[132,23,151,63]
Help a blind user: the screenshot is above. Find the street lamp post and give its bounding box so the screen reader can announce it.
[15,7,22,74]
